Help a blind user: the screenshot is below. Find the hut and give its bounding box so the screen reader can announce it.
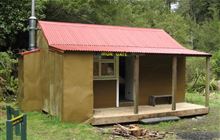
[18,21,211,125]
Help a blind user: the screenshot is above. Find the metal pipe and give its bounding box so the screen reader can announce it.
[31,0,35,16]
[29,0,37,50]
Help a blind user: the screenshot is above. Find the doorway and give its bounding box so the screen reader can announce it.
[119,57,134,106]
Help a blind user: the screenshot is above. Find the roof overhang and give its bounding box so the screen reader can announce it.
[49,45,211,57]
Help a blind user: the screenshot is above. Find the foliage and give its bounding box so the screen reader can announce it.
[44,0,94,23]
[193,17,220,52]
[212,51,220,79]
[154,12,191,48]
[0,0,45,51]
[186,58,217,93]
[177,0,220,23]
[178,0,220,83]
[0,52,18,101]
[188,74,217,93]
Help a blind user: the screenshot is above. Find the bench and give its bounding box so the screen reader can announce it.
[149,95,172,106]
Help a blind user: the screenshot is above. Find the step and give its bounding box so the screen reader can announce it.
[140,116,180,124]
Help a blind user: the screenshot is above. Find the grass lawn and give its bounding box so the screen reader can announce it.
[143,92,220,131]
[0,92,220,140]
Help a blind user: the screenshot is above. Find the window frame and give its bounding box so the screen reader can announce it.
[93,55,118,80]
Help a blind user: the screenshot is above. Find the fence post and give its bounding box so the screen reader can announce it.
[6,120,13,140]
[6,106,27,140]
[21,114,27,140]
[14,110,21,136]
[6,106,12,120]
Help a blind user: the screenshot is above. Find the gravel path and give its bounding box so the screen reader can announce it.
[177,131,220,140]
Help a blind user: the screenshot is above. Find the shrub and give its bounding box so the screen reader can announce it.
[0,51,18,101]
[212,50,220,79]
[186,57,217,93]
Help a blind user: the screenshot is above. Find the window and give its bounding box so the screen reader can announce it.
[93,55,117,80]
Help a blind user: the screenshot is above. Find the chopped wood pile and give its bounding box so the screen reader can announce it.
[110,124,173,139]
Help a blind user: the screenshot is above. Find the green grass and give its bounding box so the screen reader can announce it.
[186,92,220,107]
[0,110,109,140]
[142,92,220,133]
[0,93,220,140]
[25,112,107,140]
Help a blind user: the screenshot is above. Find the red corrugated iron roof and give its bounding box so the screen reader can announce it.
[38,21,211,56]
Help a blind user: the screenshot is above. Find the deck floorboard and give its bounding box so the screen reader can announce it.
[92,103,208,125]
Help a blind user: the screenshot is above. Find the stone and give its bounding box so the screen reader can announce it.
[140,116,180,124]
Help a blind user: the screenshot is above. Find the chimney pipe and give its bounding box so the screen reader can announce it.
[29,0,37,50]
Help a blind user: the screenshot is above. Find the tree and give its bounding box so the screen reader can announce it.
[0,0,45,51]
[177,0,220,23]
[194,19,220,52]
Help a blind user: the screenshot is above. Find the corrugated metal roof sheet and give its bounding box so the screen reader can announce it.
[38,21,211,56]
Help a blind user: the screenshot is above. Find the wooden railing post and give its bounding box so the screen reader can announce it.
[205,57,210,107]
[133,55,139,114]
[172,56,177,110]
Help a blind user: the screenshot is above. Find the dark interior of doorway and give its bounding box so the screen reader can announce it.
[119,57,133,106]
[119,57,126,101]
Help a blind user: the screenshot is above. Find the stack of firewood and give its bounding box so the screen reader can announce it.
[111,124,172,139]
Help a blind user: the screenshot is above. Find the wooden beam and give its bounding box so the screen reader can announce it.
[172,56,177,110]
[205,57,210,107]
[133,55,139,114]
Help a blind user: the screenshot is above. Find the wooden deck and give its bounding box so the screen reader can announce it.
[92,102,208,125]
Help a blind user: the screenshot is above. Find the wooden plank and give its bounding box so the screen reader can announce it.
[172,56,177,110]
[205,57,210,107]
[133,55,139,114]
[92,103,208,125]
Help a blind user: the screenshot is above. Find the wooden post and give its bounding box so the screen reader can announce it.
[133,55,139,114]
[205,57,210,107]
[6,120,13,140]
[21,114,27,140]
[172,56,177,110]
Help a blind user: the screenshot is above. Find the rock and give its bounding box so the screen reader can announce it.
[192,118,197,121]
[140,116,180,124]
[196,116,204,120]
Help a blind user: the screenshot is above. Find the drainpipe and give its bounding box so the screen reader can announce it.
[29,0,37,50]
